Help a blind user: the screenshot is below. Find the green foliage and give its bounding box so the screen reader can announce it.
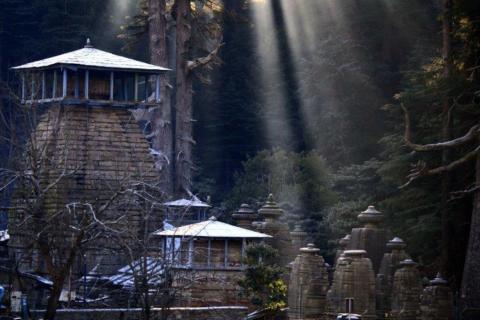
[224,149,336,256]
[238,243,287,310]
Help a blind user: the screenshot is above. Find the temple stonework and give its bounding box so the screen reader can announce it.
[288,243,329,320]
[347,206,387,274]
[390,259,423,320]
[253,194,296,267]
[328,250,377,319]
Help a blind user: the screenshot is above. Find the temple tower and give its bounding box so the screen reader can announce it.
[327,250,376,319]
[8,40,169,276]
[334,234,351,264]
[253,194,295,267]
[232,203,258,230]
[288,243,329,320]
[391,259,422,320]
[376,237,411,319]
[420,274,453,320]
[348,205,387,274]
[290,223,308,254]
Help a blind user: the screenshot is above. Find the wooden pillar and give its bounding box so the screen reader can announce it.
[171,237,175,263]
[188,239,194,266]
[62,69,67,98]
[110,71,114,101]
[52,70,57,98]
[207,239,211,267]
[85,70,89,99]
[123,76,128,101]
[134,73,138,101]
[224,239,229,268]
[163,238,167,262]
[74,72,79,98]
[21,74,25,101]
[145,75,148,101]
[31,75,35,101]
[155,74,160,102]
[41,71,46,100]
[241,238,246,266]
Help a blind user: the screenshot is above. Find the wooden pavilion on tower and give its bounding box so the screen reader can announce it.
[13,38,169,107]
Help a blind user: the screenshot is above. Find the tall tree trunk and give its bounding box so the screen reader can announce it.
[440,0,453,276]
[148,0,174,195]
[43,274,66,320]
[461,153,480,318]
[174,0,193,194]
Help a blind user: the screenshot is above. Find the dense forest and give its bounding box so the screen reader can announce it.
[1,0,480,315]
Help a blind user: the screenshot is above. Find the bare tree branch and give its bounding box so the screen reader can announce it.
[400,145,480,188]
[187,42,224,71]
[401,103,479,151]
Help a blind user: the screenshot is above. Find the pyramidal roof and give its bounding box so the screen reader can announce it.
[154,217,272,239]
[163,196,211,208]
[12,39,169,73]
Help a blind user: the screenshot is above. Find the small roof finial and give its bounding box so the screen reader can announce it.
[84,38,93,48]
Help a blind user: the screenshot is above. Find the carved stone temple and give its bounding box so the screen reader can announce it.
[335,233,351,263]
[390,259,423,320]
[9,39,169,278]
[290,224,308,254]
[376,237,411,319]
[253,194,296,267]
[328,250,377,319]
[288,243,329,320]
[232,203,258,230]
[348,206,387,274]
[420,274,453,320]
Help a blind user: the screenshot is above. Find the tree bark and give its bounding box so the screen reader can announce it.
[461,153,480,318]
[148,0,174,195]
[43,274,66,320]
[440,0,454,276]
[174,0,193,194]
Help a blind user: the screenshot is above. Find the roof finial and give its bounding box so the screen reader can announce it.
[84,38,93,48]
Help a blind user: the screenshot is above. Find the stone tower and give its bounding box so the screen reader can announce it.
[290,223,308,254]
[376,237,411,318]
[348,205,387,274]
[253,194,295,267]
[420,274,453,320]
[9,40,168,276]
[328,250,376,319]
[334,234,351,264]
[232,203,258,230]
[391,259,422,320]
[288,243,329,320]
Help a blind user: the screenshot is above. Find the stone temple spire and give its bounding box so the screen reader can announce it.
[232,203,258,230]
[253,194,295,267]
[290,223,308,254]
[420,273,453,320]
[335,234,351,264]
[328,250,377,319]
[391,259,423,320]
[348,205,387,274]
[376,237,411,319]
[288,243,329,319]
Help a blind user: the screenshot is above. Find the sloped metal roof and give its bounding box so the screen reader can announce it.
[12,43,169,72]
[163,196,211,208]
[107,257,164,288]
[154,217,271,238]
